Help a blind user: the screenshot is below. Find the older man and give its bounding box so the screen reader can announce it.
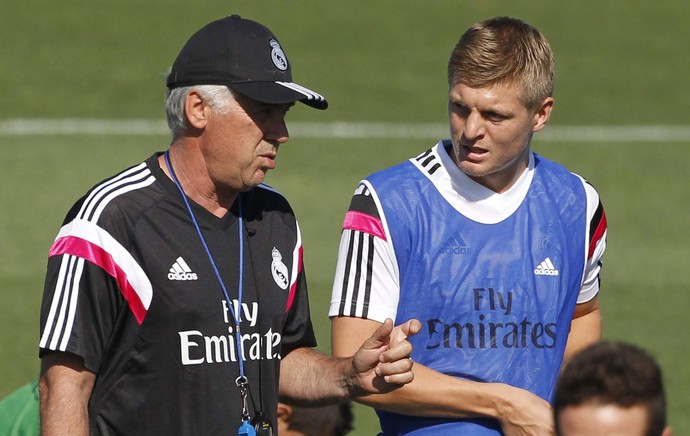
[38,15,419,435]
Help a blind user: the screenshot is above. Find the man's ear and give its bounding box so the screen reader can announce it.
[532,97,554,133]
[277,402,293,421]
[184,90,209,129]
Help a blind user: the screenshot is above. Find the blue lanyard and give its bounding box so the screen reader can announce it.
[163,151,248,383]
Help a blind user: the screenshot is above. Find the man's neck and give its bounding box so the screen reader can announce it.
[158,148,237,218]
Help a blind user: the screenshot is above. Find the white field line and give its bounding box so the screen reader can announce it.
[1,119,690,142]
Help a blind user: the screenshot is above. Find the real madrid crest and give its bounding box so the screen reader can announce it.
[271,247,289,290]
[269,38,288,71]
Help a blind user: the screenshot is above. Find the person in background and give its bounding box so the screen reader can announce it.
[0,380,39,436]
[277,401,354,436]
[0,384,355,436]
[553,340,672,436]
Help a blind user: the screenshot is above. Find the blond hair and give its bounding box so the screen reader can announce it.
[447,17,554,110]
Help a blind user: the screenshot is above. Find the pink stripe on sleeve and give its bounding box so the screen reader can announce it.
[50,236,148,324]
[342,210,387,241]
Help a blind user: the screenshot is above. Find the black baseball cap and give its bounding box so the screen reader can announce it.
[167,15,328,110]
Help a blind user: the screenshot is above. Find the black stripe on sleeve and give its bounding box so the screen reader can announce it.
[348,193,379,218]
[349,231,366,316]
[589,200,605,242]
[361,234,375,319]
[338,230,356,316]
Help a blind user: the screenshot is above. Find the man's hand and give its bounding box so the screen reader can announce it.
[349,318,421,395]
[495,384,555,436]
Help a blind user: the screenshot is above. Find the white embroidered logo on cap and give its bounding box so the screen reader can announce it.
[271,247,289,289]
[269,39,288,71]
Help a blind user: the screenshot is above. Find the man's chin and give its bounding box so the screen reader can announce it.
[458,161,489,179]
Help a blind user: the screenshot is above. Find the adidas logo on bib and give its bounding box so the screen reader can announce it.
[168,256,198,281]
[534,257,559,276]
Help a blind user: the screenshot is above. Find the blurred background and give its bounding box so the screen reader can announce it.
[1,0,688,433]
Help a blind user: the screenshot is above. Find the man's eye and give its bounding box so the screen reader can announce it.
[453,103,470,116]
[486,112,507,122]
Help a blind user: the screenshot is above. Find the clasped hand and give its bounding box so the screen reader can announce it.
[351,318,422,395]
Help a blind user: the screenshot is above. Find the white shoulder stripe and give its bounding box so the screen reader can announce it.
[55,218,154,310]
[78,162,153,221]
[40,218,154,351]
[90,175,156,222]
[290,221,302,291]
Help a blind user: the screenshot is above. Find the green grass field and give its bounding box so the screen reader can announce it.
[2,0,689,433]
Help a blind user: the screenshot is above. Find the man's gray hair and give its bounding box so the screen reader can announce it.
[165,84,236,136]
